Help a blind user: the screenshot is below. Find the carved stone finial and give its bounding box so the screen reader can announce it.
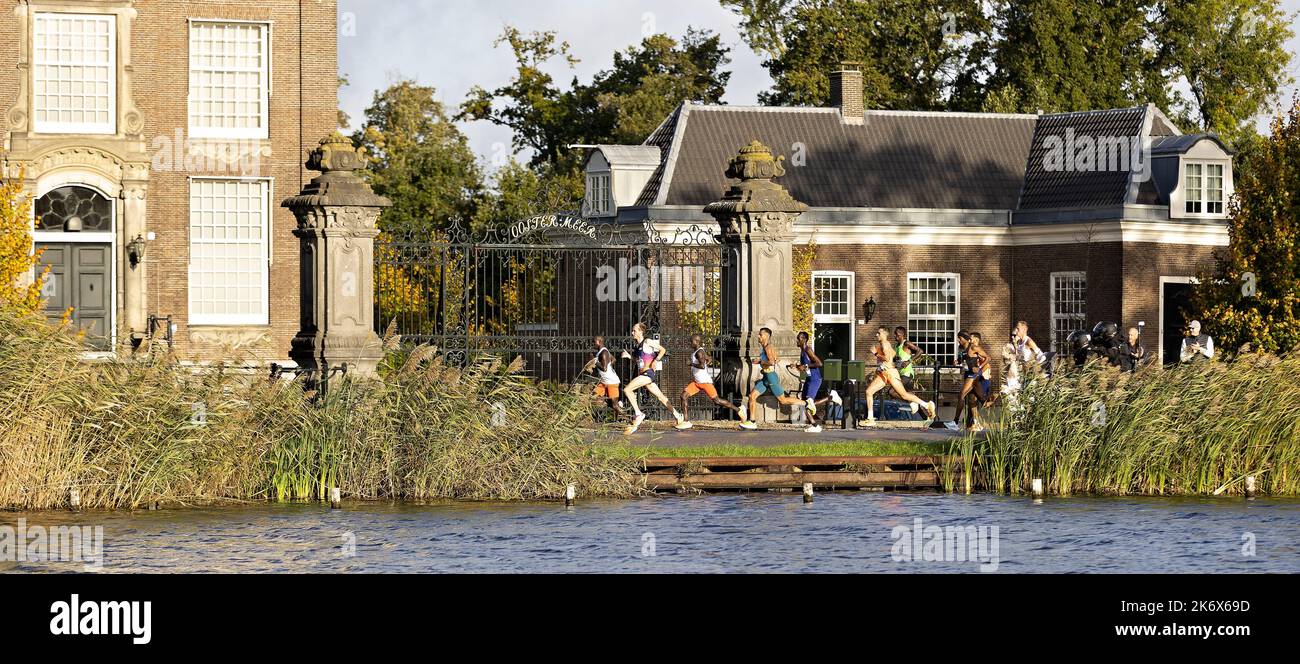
[725,140,787,181]
[306,131,366,174]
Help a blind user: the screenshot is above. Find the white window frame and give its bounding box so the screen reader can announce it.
[1183,161,1226,217]
[32,12,117,135]
[586,172,612,217]
[812,270,855,359]
[187,19,272,140]
[907,272,960,365]
[30,182,118,353]
[1049,271,1087,354]
[187,176,272,326]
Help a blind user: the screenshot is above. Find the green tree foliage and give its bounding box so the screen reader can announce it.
[1154,0,1295,147]
[352,79,483,236]
[985,0,1168,114]
[459,26,731,171]
[722,0,992,109]
[1191,98,1300,354]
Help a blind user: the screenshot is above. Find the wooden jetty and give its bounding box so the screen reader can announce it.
[639,456,956,492]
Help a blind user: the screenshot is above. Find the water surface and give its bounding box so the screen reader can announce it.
[3,493,1297,573]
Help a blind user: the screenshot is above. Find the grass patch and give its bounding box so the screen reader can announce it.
[0,311,638,510]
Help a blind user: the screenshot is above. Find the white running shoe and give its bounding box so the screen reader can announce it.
[829,390,843,406]
[737,404,748,422]
[674,421,693,430]
[623,423,640,436]
[739,420,758,430]
[804,425,823,433]
[672,410,684,425]
[805,397,817,416]
[632,413,646,428]
[927,401,937,419]
[944,421,960,431]
[862,416,877,426]
[910,401,920,414]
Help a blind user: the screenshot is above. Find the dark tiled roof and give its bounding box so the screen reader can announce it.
[656,106,1038,209]
[1018,107,1148,210]
[634,106,682,206]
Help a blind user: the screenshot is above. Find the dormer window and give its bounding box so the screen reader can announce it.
[586,172,612,217]
[1184,162,1225,215]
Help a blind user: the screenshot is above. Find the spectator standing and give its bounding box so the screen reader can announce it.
[1118,326,1145,373]
[1180,320,1214,363]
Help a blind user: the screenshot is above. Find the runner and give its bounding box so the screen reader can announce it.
[952,330,991,430]
[620,323,684,435]
[677,334,744,429]
[583,335,626,422]
[892,325,925,395]
[794,331,841,433]
[864,327,936,425]
[740,327,806,430]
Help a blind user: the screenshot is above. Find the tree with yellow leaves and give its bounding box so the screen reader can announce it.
[1191,97,1300,354]
[0,172,47,315]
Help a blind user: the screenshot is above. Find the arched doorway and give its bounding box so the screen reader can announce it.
[33,185,115,351]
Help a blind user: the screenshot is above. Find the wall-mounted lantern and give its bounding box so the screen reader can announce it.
[127,234,146,267]
[863,296,877,325]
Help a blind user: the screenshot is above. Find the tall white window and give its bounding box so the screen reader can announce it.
[189,21,270,139]
[1184,162,1225,215]
[1050,272,1087,353]
[813,273,852,320]
[189,179,270,325]
[907,273,959,365]
[586,173,612,216]
[33,13,116,134]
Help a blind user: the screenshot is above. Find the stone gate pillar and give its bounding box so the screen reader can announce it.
[705,141,808,419]
[282,133,391,381]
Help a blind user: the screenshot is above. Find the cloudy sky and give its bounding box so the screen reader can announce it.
[338,0,1300,170]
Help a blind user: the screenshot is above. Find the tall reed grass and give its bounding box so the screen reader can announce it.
[972,355,1300,496]
[0,312,636,510]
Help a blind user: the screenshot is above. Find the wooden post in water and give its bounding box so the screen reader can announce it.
[1032,478,1044,497]
[802,483,814,503]
[69,488,80,510]
[330,487,342,509]
[565,484,576,507]
[1245,476,1256,498]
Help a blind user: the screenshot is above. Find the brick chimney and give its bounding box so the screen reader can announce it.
[829,64,864,125]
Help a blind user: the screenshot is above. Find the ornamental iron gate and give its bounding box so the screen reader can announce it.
[375,216,739,419]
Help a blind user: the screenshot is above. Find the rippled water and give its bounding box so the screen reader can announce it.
[3,494,1298,573]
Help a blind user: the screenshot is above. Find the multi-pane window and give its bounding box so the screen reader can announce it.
[1185,162,1225,215]
[586,174,611,216]
[189,21,270,139]
[907,274,959,365]
[1050,272,1087,353]
[33,13,116,134]
[813,274,851,319]
[188,179,269,325]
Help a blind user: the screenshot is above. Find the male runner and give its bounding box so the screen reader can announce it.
[583,335,626,422]
[740,327,807,430]
[794,331,841,433]
[864,326,936,424]
[677,334,744,429]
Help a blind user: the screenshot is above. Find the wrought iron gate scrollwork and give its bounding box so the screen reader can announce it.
[375,215,738,418]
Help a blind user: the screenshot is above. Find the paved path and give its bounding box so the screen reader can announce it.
[589,422,966,448]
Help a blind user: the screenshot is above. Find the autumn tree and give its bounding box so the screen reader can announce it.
[459,26,731,171]
[352,79,483,236]
[0,173,46,315]
[1190,98,1300,354]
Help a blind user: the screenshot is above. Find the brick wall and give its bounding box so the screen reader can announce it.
[813,243,1014,363]
[1,0,338,363]
[1009,240,1124,352]
[135,0,337,361]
